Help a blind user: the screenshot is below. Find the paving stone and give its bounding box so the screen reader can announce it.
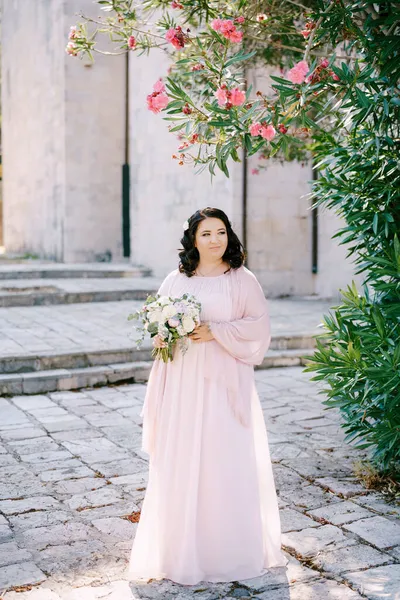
[257,579,364,599]
[351,493,400,517]
[12,395,59,410]
[282,524,356,558]
[239,555,317,591]
[8,436,61,455]
[0,541,32,567]
[313,544,394,575]
[77,500,138,522]
[60,580,137,600]
[83,411,130,427]
[60,438,128,462]
[344,564,400,600]
[9,510,72,531]
[99,425,142,451]
[4,590,61,600]
[0,561,46,588]
[40,416,89,432]
[279,483,340,510]
[388,545,400,560]
[39,465,94,482]
[30,458,84,475]
[90,458,148,478]
[0,522,13,543]
[0,426,45,441]
[0,401,30,427]
[0,454,18,467]
[50,428,104,441]
[92,516,137,540]
[343,515,400,549]
[36,540,107,574]
[314,477,367,498]
[0,495,60,515]
[109,472,148,487]
[29,406,69,419]
[67,487,124,511]
[20,522,95,550]
[20,450,73,463]
[52,477,107,496]
[308,500,375,525]
[0,466,46,500]
[279,508,320,532]
[281,457,350,479]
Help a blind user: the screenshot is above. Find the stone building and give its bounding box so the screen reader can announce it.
[1,0,358,297]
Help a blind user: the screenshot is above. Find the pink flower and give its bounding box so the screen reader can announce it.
[128,36,136,49]
[249,122,263,136]
[251,168,259,175]
[147,79,169,113]
[171,1,183,7]
[230,88,246,106]
[229,29,243,43]
[211,19,243,43]
[65,42,78,56]
[69,26,77,40]
[256,14,268,22]
[166,26,186,49]
[215,87,228,106]
[211,18,223,31]
[278,124,288,134]
[147,92,169,113]
[332,73,340,81]
[235,16,245,24]
[261,124,276,141]
[301,29,311,38]
[287,60,309,84]
[191,63,204,71]
[153,79,166,93]
[168,318,180,328]
[320,58,329,69]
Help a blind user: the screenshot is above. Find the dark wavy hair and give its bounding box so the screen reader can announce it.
[178,207,246,277]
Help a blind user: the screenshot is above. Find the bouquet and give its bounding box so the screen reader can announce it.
[128,293,202,362]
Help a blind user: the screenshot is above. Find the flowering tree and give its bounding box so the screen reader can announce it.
[71,0,400,478]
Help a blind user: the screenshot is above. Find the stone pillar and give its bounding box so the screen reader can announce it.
[2,0,125,262]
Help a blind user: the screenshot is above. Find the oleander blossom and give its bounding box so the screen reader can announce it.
[249,122,276,141]
[166,26,187,49]
[211,19,243,43]
[147,79,169,113]
[128,293,202,362]
[65,42,78,56]
[286,60,309,84]
[215,86,246,108]
[128,36,136,49]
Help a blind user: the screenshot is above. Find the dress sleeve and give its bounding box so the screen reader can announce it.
[208,271,271,366]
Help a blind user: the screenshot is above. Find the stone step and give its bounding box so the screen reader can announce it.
[0,284,157,307]
[0,349,314,396]
[0,334,317,375]
[0,263,151,281]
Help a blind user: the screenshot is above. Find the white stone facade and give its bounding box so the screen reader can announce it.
[1,0,360,296]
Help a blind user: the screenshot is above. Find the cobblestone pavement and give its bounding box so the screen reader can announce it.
[0,298,333,357]
[1,367,399,600]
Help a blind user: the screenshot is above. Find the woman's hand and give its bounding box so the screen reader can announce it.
[188,323,214,344]
[152,334,167,349]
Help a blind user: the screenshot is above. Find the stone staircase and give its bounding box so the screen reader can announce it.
[0,261,327,395]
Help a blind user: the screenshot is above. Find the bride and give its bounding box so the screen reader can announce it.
[129,206,286,585]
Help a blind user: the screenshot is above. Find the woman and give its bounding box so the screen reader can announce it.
[129,207,286,585]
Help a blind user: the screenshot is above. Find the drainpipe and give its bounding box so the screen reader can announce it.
[311,161,318,274]
[122,52,131,258]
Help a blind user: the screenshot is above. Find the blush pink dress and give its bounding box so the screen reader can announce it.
[128,265,286,585]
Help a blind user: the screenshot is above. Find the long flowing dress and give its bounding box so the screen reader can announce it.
[128,265,286,585]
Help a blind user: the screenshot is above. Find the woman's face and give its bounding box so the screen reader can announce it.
[194,217,228,262]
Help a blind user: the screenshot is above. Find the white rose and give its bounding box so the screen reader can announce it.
[177,325,185,337]
[162,305,177,319]
[149,310,163,323]
[158,295,170,306]
[182,316,196,333]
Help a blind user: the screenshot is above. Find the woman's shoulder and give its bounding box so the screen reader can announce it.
[234,265,259,283]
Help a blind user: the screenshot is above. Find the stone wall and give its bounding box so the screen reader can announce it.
[2,0,124,262]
